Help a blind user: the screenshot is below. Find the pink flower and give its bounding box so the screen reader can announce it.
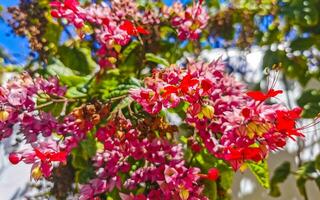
[171,1,209,40]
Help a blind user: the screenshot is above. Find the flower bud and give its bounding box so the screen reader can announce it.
[207,168,219,181]
[31,165,43,181]
[8,152,21,165]
[0,110,9,122]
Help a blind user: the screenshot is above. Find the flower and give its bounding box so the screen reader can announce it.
[170,1,209,40]
[9,140,67,179]
[207,168,219,181]
[247,89,283,101]
[131,59,304,171]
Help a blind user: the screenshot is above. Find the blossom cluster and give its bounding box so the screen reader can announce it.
[50,0,209,68]
[0,72,66,141]
[0,73,70,178]
[130,60,305,170]
[79,115,208,200]
[166,1,209,40]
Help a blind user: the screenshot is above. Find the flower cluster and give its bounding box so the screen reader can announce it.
[130,60,305,170]
[9,140,67,180]
[0,73,66,141]
[50,0,151,69]
[79,114,208,200]
[167,1,209,40]
[50,0,209,69]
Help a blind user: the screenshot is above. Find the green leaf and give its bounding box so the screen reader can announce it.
[290,37,315,51]
[296,177,308,200]
[297,90,320,118]
[269,161,291,197]
[120,40,140,61]
[219,170,234,191]
[315,154,320,171]
[296,161,316,175]
[59,75,90,87]
[47,58,76,77]
[146,53,170,67]
[315,176,320,191]
[108,97,133,119]
[247,160,270,189]
[80,133,97,159]
[271,161,291,183]
[203,180,217,200]
[58,46,97,75]
[66,87,87,98]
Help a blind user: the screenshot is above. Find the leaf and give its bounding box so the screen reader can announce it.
[108,97,133,119]
[271,161,291,183]
[58,46,97,75]
[47,58,76,77]
[315,176,320,191]
[146,53,170,67]
[290,37,315,51]
[66,87,87,98]
[59,75,90,87]
[219,170,234,191]
[269,161,291,197]
[203,180,217,200]
[315,154,320,170]
[247,160,270,189]
[296,177,308,200]
[80,132,97,159]
[120,40,140,61]
[297,90,320,118]
[296,161,316,175]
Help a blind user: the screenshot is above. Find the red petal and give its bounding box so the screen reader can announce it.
[241,108,251,118]
[48,151,67,162]
[201,79,213,93]
[136,26,149,35]
[120,20,135,35]
[247,91,267,101]
[244,147,264,162]
[162,85,178,97]
[140,90,150,100]
[267,89,283,98]
[180,74,198,93]
[50,10,60,18]
[35,149,47,161]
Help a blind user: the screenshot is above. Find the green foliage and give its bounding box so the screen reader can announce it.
[269,161,291,197]
[71,132,97,184]
[297,89,320,118]
[145,53,170,67]
[247,161,270,189]
[57,45,96,75]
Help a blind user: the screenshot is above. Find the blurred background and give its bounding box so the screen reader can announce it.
[0,0,320,199]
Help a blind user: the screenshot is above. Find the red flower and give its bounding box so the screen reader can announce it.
[35,148,67,163]
[247,89,283,101]
[119,20,149,36]
[201,79,213,93]
[8,152,21,165]
[162,74,199,97]
[207,168,219,181]
[241,107,251,118]
[224,147,267,170]
[275,107,304,138]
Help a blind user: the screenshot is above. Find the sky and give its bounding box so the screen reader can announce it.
[0,0,30,64]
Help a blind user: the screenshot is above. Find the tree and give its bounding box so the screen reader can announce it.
[0,0,319,199]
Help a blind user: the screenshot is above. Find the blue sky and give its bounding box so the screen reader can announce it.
[0,0,30,63]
